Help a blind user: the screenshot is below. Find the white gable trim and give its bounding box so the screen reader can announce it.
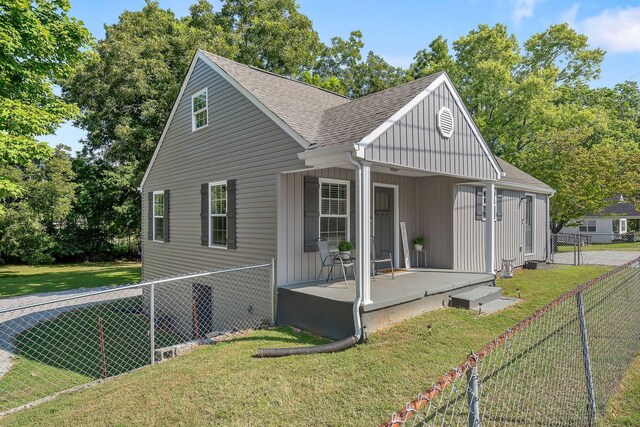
[353,73,502,180]
[140,50,309,189]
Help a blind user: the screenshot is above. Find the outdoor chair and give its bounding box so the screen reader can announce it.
[316,238,355,287]
[371,235,394,280]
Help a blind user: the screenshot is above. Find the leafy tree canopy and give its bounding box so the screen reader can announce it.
[0,0,92,208]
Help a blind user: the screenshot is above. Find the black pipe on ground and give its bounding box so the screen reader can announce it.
[255,335,358,358]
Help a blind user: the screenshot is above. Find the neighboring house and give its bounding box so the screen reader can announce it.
[140,50,554,336]
[560,197,640,243]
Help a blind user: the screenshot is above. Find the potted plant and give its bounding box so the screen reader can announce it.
[337,241,353,259]
[413,237,425,251]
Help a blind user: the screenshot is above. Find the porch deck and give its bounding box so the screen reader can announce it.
[278,269,495,340]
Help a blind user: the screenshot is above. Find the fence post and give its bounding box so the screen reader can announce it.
[466,365,480,427]
[270,258,276,326]
[577,230,582,266]
[150,283,155,365]
[576,291,597,425]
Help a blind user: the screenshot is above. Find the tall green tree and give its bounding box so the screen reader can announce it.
[0,145,77,264]
[0,0,91,211]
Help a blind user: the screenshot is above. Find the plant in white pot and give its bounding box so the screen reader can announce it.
[413,236,425,251]
[337,241,353,260]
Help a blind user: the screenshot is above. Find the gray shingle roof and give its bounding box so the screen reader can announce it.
[202,51,350,145]
[202,51,551,193]
[313,73,444,148]
[599,202,640,217]
[496,158,554,193]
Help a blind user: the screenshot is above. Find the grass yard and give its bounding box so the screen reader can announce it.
[605,355,640,426]
[0,263,141,298]
[555,241,640,252]
[0,265,613,426]
[0,301,180,412]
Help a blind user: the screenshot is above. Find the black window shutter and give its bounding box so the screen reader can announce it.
[227,179,237,250]
[475,186,484,221]
[148,192,154,240]
[200,183,209,246]
[304,176,320,252]
[496,189,503,221]
[163,190,170,242]
[350,181,356,245]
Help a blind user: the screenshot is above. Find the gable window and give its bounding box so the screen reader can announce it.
[209,182,227,246]
[319,179,349,246]
[579,220,596,232]
[153,191,165,242]
[192,88,208,131]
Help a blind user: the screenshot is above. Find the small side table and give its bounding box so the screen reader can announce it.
[413,249,427,268]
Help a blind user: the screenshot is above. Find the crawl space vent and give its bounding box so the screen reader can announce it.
[437,107,454,138]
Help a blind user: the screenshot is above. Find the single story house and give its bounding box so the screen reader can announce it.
[560,197,640,243]
[140,50,554,339]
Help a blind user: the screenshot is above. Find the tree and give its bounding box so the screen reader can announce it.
[0,0,92,211]
[409,24,639,229]
[0,145,77,264]
[219,0,322,76]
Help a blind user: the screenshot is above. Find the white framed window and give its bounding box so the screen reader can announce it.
[579,220,596,233]
[613,218,627,234]
[209,181,227,247]
[319,178,350,246]
[191,88,208,131]
[524,194,535,255]
[152,191,165,242]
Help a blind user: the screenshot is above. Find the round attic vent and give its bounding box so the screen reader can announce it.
[437,107,454,138]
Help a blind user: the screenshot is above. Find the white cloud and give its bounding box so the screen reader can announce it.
[578,7,640,53]
[560,3,579,27]
[512,0,542,26]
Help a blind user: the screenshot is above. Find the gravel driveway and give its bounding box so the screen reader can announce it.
[552,251,640,266]
[0,286,142,378]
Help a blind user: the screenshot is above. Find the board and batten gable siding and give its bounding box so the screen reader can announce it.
[453,186,548,272]
[363,83,496,181]
[277,168,418,285]
[142,58,306,280]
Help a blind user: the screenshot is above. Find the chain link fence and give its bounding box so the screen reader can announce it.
[551,232,640,266]
[382,256,640,427]
[0,261,274,414]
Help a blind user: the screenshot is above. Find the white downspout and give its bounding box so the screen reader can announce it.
[546,192,554,261]
[346,152,364,341]
[485,182,496,274]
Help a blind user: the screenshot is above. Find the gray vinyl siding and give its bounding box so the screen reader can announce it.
[453,186,548,272]
[277,168,418,285]
[363,83,497,181]
[415,176,463,268]
[142,58,306,281]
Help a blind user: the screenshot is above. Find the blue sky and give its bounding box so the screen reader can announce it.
[43,0,640,153]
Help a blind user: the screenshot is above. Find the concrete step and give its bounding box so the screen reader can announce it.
[479,297,519,314]
[450,286,502,310]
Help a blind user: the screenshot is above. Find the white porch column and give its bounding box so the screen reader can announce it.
[485,182,496,274]
[360,162,372,304]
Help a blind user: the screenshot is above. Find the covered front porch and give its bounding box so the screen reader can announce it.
[278,269,495,340]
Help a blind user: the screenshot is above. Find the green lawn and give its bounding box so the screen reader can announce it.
[0,263,141,298]
[605,355,640,426]
[555,241,640,252]
[1,301,180,412]
[0,265,612,426]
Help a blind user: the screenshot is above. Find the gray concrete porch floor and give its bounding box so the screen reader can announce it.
[280,269,495,311]
[278,269,495,339]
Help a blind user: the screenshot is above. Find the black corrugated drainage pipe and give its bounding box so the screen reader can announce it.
[255,335,358,358]
[255,152,366,358]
